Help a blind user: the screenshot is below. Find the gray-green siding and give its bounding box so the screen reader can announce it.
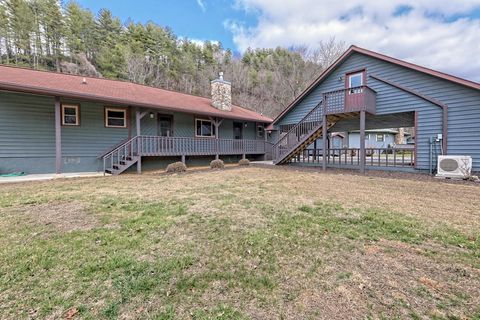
[0,91,263,174]
[274,52,480,171]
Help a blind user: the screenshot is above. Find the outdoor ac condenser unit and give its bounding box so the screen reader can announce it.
[436,155,472,179]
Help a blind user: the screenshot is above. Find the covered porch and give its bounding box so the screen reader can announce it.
[288,111,416,171]
[99,107,270,175]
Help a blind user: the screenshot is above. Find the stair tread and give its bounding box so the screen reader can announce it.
[104,155,139,175]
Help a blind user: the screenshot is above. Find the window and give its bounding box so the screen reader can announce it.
[365,134,370,140]
[195,118,215,137]
[376,134,384,142]
[105,108,127,128]
[61,104,80,126]
[257,124,265,138]
[347,71,364,94]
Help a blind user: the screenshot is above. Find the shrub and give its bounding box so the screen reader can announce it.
[166,161,187,173]
[238,158,250,166]
[210,159,224,170]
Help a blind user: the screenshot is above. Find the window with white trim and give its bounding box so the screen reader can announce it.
[195,118,215,137]
[105,108,127,128]
[61,104,80,126]
[376,134,384,142]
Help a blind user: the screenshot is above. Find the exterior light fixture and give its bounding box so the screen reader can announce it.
[149,112,155,119]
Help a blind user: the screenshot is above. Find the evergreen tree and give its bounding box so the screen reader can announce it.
[40,0,64,70]
[6,0,35,65]
[65,1,95,56]
[94,8,125,78]
[0,1,9,63]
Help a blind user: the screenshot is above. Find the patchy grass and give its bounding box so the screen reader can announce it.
[0,167,479,319]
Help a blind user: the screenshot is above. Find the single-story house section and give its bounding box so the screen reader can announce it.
[267,45,480,173]
[0,67,272,175]
[347,129,412,149]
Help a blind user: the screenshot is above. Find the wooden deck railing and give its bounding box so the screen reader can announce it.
[102,135,270,174]
[323,86,376,115]
[290,147,415,168]
[102,136,139,174]
[136,136,269,156]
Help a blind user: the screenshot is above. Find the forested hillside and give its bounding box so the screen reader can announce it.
[0,0,345,117]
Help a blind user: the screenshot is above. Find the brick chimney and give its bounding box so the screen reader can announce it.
[211,72,232,111]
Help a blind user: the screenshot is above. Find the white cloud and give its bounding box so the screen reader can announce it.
[228,0,480,82]
[196,0,206,12]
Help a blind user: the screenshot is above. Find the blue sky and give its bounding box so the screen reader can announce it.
[77,0,256,51]
[77,0,480,81]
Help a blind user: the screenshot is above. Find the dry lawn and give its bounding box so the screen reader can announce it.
[0,166,479,319]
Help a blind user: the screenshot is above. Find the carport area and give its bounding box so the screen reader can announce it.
[293,111,417,170]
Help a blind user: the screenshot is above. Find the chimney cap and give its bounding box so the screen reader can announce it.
[211,71,231,85]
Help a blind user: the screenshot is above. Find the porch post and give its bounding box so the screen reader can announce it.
[135,109,146,174]
[322,115,327,171]
[264,125,268,161]
[54,96,62,174]
[135,109,141,136]
[134,109,149,174]
[359,110,366,174]
[210,117,223,160]
[136,109,141,174]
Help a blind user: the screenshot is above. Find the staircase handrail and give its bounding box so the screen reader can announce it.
[272,100,323,149]
[101,136,138,160]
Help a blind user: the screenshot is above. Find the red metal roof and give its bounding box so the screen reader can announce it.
[0,65,272,123]
[270,45,480,127]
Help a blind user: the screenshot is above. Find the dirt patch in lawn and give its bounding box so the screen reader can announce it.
[12,202,100,234]
[275,240,480,320]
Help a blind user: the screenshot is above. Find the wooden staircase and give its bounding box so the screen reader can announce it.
[102,136,140,175]
[272,100,356,165]
[105,155,139,175]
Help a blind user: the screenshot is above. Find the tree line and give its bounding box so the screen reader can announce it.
[0,0,346,117]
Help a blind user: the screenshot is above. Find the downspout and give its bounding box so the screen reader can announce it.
[370,75,448,154]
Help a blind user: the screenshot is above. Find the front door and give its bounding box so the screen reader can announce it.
[233,122,243,139]
[158,114,173,137]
